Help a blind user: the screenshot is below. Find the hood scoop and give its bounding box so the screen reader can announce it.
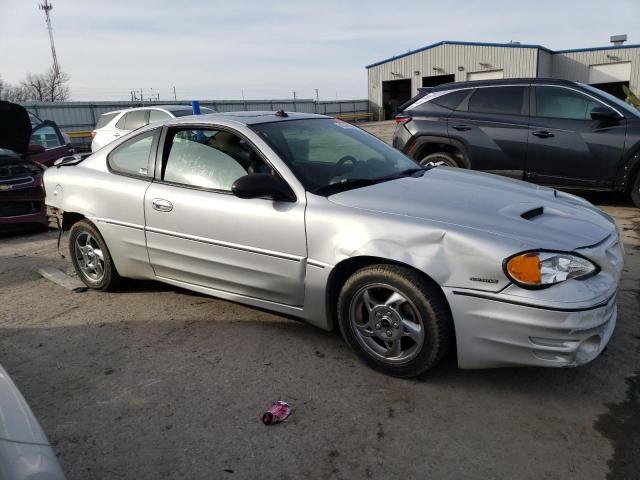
[521,206,544,220]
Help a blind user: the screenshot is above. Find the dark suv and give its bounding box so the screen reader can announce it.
[393,79,640,207]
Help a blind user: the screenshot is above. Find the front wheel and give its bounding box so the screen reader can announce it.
[69,220,121,291]
[420,152,459,168]
[337,265,452,377]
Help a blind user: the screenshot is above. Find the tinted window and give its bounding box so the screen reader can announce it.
[431,90,469,110]
[30,125,62,149]
[149,110,172,124]
[163,129,272,191]
[96,112,119,129]
[468,86,525,115]
[535,87,610,120]
[108,131,154,176]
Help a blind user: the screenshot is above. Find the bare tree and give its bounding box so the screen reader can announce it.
[20,68,70,102]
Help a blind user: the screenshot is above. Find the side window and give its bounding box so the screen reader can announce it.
[468,86,525,115]
[431,90,469,110]
[107,131,155,177]
[163,129,273,191]
[125,110,147,130]
[535,87,607,120]
[115,113,127,129]
[115,111,147,130]
[30,125,62,149]
[149,110,172,124]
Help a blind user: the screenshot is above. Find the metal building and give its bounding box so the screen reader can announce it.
[366,38,640,119]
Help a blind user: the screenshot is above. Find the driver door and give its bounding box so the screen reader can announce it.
[144,126,307,306]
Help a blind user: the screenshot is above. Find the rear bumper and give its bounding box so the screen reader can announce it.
[444,288,617,369]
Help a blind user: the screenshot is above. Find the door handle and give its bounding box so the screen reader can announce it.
[152,198,173,212]
[113,133,120,137]
[452,124,471,131]
[531,130,554,139]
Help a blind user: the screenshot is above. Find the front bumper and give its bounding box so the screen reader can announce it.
[0,185,47,228]
[444,288,617,369]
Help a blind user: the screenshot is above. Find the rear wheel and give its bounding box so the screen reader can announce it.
[420,152,460,168]
[337,264,452,377]
[631,170,640,208]
[69,220,121,291]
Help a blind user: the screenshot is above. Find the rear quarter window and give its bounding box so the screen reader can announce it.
[96,112,119,129]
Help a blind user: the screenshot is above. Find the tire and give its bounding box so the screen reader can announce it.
[420,152,460,168]
[631,169,640,208]
[337,264,452,377]
[69,219,121,291]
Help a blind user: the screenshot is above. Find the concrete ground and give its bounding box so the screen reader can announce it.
[0,122,639,479]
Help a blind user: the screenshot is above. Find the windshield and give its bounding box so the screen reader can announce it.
[580,84,640,118]
[251,118,422,194]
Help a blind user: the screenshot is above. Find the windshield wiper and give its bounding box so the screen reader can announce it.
[315,178,378,195]
[315,168,427,196]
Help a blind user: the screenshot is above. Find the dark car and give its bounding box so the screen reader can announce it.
[393,79,640,207]
[0,101,72,230]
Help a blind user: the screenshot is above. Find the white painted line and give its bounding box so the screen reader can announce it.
[37,267,88,292]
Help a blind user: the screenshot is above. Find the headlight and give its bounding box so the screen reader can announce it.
[503,251,599,288]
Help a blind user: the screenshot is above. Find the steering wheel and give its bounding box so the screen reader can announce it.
[331,155,358,179]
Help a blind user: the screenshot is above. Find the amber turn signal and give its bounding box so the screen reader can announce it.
[506,253,541,285]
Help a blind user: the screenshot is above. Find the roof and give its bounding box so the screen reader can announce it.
[100,104,215,116]
[429,77,577,92]
[164,111,327,126]
[365,40,640,69]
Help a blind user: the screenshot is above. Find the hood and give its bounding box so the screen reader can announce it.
[0,101,31,155]
[328,167,615,250]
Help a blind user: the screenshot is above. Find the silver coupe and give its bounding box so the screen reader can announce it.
[44,112,623,377]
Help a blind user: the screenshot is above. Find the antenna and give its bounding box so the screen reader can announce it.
[39,0,60,75]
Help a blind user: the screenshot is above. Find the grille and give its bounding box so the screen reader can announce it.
[0,164,38,178]
[0,201,40,217]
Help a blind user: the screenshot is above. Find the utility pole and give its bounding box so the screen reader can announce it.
[315,88,320,102]
[293,91,297,101]
[38,0,60,75]
[173,86,177,101]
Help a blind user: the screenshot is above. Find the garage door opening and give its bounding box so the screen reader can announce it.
[467,70,504,81]
[591,81,630,100]
[422,74,455,87]
[382,79,412,120]
[588,62,632,100]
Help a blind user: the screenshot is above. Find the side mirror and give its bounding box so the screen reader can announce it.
[231,174,295,202]
[590,106,620,121]
[27,144,46,153]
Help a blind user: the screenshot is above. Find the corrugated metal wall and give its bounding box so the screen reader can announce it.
[367,43,640,118]
[367,44,539,115]
[551,47,640,91]
[537,50,553,77]
[22,99,370,132]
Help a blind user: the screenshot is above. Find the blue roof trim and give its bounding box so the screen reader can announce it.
[365,40,640,69]
[554,44,640,54]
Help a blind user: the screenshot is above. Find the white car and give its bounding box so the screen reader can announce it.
[90,105,214,152]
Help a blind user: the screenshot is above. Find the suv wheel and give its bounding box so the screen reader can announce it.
[420,152,459,168]
[337,264,452,377]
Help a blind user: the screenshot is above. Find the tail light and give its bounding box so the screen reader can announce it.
[91,131,97,139]
[395,115,411,125]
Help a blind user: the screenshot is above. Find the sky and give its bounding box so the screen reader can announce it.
[1,0,639,101]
